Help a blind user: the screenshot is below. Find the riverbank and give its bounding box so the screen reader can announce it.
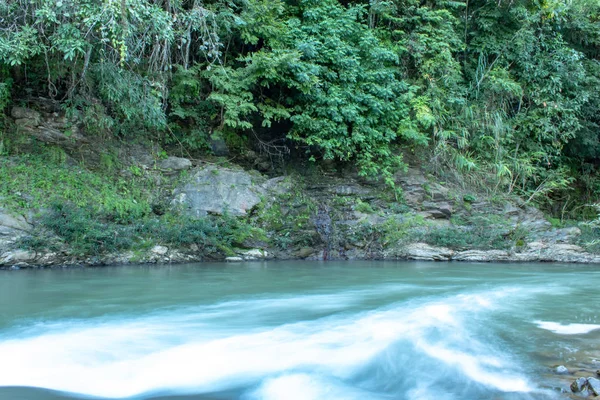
[1,104,599,270]
[2,161,599,269]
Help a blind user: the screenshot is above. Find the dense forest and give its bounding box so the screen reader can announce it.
[1,0,599,214]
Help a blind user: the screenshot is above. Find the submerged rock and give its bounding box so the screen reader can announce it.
[554,365,569,375]
[571,377,589,393]
[588,377,600,396]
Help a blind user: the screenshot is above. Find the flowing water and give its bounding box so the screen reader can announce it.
[0,261,599,400]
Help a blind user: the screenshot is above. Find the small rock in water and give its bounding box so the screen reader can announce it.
[555,365,569,374]
[571,377,588,393]
[588,377,600,396]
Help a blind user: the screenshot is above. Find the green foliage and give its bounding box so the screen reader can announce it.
[578,204,600,253]
[0,154,150,222]
[1,0,600,212]
[355,199,375,214]
[40,203,136,256]
[417,216,529,250]
[205,0,427,182]
[30,203,260,257]
[255,182,319,249]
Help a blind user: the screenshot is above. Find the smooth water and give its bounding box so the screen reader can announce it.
[0,261,599,400]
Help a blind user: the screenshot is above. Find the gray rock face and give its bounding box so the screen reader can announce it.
[327,184,372,197]
[0,249,37,264]
[0,208,31,234]
[11,106,87,147]
[395,169,427,205]
[385,241,600,263]
[12,106,42,125]
[453,250,513,262]
[158,156,192,171]
[422,201,453,219]
[172,166,264,217]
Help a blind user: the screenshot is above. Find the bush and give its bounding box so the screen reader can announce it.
[40,203,135,255]
[34,203,261,257]
[417,216,529,251]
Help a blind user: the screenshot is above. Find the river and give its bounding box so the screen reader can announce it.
[0,261,598,399]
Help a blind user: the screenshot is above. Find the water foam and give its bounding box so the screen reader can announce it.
[0,287,536,399]
[534,320,600,335]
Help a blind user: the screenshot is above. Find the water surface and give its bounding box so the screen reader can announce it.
[0,261,599,399]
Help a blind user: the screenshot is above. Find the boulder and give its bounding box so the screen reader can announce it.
[158,156,192,171]
[171,166,264,217]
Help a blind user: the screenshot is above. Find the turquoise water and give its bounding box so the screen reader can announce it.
[0,261,599,399]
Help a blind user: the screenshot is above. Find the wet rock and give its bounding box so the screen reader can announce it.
[555,365,569,375]
[454,250,512,262]
[171,166,264,217]
[571,377,588,393]
[588,377,600,396]
[403,243,454,261]
[158,156,192,171]
[225,256,243,262]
